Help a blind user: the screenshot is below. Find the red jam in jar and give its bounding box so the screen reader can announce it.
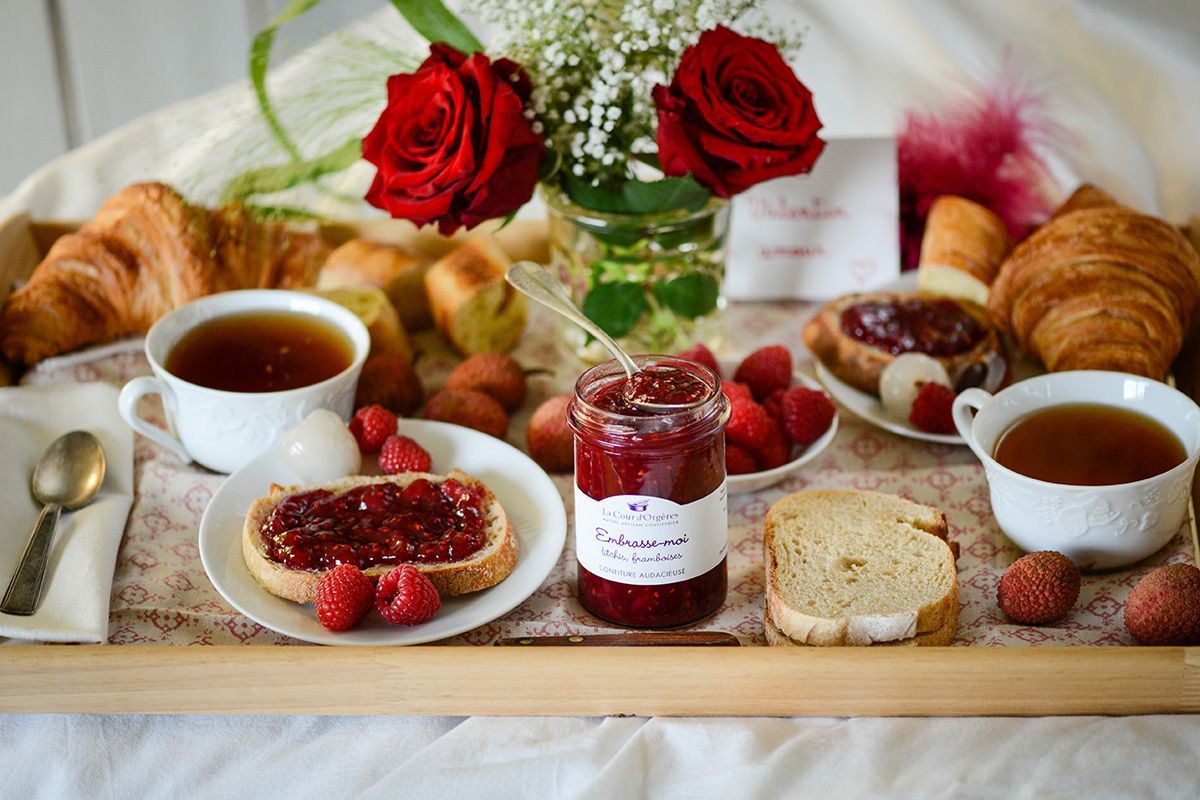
[258,478,486,571]
[568,356,731,628]
[841,297,984,356]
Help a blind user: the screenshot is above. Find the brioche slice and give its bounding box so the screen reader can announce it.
[424,236,527,355]
[242,470,517,603]
[319,238,432,330]
[916,195,1012,307]
[763,490,958,647]
[307,286,411,360]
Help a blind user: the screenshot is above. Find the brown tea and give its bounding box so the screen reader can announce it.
[165,311,353,392]
[993,403,1186,486]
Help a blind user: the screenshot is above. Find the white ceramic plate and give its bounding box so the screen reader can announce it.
[720,358,840,493]
[199,419,566,645]
[808,271,966,445]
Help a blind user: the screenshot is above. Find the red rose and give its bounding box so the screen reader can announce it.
[363,44,544,235]
[653,26,824,198]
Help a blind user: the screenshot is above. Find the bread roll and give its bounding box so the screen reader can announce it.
[319,238,432,331]
[916,196,1012,306]
[306,286,411,361]
[425,236,527,355]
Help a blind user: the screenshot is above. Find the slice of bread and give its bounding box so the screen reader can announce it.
[763,490,958,647]
[763,610,956,647]
[319,238,432,331]
[307,286,412,360]
[242,470,517,603]
[424,236,527,355]
[916,195,1012,307]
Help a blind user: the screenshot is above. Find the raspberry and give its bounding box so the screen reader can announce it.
[348,405,398,453]
[997,551,1081,625]
[375,564,441,626]
[733,345,792,401]
[446,353,527,412]
[762,388,786,421]
[355,354,425,417]
[908,382,956,434]
[757,420,792,469]
[781,386,836,445]
[378,435,433,474]
[314,564,374,632]
[721,381,754,404]
[725,444,759,475]
[676,343,721,377]
[422,389,509,439]
[726,398,774,454]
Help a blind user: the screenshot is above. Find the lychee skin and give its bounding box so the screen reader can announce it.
[997,551,1081,625]
[1124,564,1200,645]
[526,395,573,473]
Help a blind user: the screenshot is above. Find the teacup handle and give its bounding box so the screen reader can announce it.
[118,376,191,463]
[952,387,993,462]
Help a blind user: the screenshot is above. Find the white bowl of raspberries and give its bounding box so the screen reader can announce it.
[678,343,839,494]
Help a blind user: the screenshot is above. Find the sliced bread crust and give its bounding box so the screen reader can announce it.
[763,608,956,648]
[763,490,958,647]
[242,470,518,603]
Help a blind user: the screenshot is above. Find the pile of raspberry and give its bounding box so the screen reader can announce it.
[678,343,836,475]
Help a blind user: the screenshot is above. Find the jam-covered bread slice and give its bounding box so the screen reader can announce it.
[242,470,518,603]
[802,291,1001,396]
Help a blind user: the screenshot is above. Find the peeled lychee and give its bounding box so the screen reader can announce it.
[527,395,573,473]
[1124,564,1200,645]
[997,551,1081,625]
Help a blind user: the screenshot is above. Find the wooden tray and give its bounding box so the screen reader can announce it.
[0,211,1197,718]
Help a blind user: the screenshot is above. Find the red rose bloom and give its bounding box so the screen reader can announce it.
[363,44,544,234]
[653,26,825,198]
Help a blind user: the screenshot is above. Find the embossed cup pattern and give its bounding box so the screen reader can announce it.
[953,371,1200,570]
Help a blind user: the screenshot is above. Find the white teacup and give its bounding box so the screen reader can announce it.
[118,290,370,474]
[952,371,1200,570]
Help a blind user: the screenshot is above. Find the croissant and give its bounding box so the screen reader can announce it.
[0,182,329,364]
[988,186,1200,379]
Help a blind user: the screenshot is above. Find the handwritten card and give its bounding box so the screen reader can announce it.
[725,136,899,300]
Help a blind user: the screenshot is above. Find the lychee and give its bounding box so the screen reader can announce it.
[997,550,1081,624]
[527,395,573,473]
[355,353,425,416]
[445,353,527,412]
[422,389,509,439]
[1124,563,1200,645]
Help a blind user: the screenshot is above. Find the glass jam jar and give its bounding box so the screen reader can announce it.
[567,355,731,628]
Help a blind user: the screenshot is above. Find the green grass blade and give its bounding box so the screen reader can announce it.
[220,136,362,205]
[388,0,483,53]
[250,0,323,162]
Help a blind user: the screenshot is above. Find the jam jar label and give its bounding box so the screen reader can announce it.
[573,482,728,586]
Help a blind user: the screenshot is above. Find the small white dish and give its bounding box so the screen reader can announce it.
[814,360,963,446]
[198,419,566,645]
[719,358,839,494]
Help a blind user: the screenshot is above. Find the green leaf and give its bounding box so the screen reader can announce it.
[581,282,649,339]
[389,0,484,53]
[563,175,711,216]
[220,137,362,204]
[249,0,322,162]
[653,274,720,319]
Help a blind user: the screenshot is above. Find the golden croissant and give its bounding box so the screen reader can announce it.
[987,186,1200,380]
[0,182,329,365]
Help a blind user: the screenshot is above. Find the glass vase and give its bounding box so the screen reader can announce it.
[542,186,730,362]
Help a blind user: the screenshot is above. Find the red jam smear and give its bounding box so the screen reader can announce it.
[841,297,984,356]
[259,478,485,571]
[573,361,728,629]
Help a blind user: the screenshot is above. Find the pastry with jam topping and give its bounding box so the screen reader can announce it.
[242,470,517,603]
[802,291,1003,396]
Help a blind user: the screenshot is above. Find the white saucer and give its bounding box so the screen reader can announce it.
[719,358,840,493]
[814,360,963,445]
[198,419,567,645]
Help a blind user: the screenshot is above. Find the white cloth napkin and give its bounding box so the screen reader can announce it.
[0,383,133,642]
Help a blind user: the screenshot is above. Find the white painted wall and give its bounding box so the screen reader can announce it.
[0,0,386,196]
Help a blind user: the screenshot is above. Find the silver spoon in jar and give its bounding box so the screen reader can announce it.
[506,261,710,412]
[0,431,106,616]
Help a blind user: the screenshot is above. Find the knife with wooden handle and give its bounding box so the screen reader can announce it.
[493,631,740,647]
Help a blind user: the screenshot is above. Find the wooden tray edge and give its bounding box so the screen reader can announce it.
[0,644,1195,717]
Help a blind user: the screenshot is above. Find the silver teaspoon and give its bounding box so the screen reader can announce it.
[505,261,709,412]
[1,430,106,616]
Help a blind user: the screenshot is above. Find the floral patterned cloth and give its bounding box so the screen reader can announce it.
[23,302,1195,647]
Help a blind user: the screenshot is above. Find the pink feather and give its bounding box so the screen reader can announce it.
[898,65,1062,270]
